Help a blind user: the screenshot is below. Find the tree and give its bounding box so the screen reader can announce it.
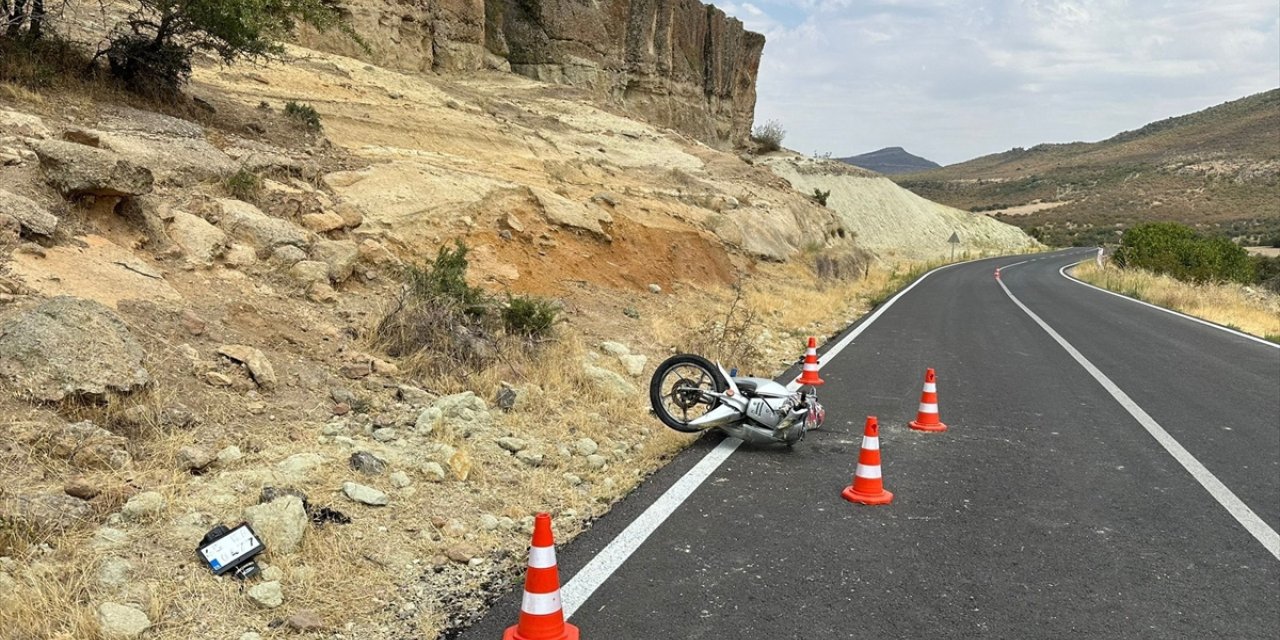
[102,0,341,93]
[3,0,44,39]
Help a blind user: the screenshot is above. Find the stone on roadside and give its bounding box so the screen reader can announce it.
[167,211,226,265]
[97,558,131,590]
[479,514,500,531]
[310,239,360,283]
[648,283,662,294]
[575,438,599,457]
[247,580,284,609]
[349,451,386,475]
[216,345,277,391]
[586,454,607,470]
[445,544,479,564]
[121,491,166,522]
[177,446,214,472]
[414,407,442,434]
[243,495,308,554]
[64,476,101,500]
[372,427,398,442]
[496,437,526,453]
[287,609,324,631]
[271,244,307,266]
[582,364,637,397]
[216,445,244,465]
[515,450,544,467]
[390,471,412,488]
[301,211,345,233]
[599,341,630,357]
[421,462,447,483]
[618,354,648,377]
[343,482,389,506]
[96,602,152,639]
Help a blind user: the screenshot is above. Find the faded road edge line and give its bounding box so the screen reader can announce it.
[1060,262,1279,350]
[997,273,1280,561]
[560,257,966,619]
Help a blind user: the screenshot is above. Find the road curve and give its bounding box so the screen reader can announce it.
[457,249,1280,639]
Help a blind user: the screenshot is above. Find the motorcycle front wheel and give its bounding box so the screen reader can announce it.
[649,354,728,433]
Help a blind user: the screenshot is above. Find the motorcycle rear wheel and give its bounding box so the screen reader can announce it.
[649,354,728,433]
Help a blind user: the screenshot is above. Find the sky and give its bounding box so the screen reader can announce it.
[716,0,1280,165]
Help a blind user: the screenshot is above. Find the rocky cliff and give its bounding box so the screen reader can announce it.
[303,0,764,146]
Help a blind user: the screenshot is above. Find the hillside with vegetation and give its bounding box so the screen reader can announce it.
[895,89,1280,247]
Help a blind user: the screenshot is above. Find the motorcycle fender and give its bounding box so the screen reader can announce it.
[688,404,742,429]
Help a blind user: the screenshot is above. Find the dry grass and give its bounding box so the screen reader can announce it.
[1073,262,1280,340]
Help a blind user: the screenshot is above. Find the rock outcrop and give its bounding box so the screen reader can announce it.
[0,296,151,401]
[305,0,764,145]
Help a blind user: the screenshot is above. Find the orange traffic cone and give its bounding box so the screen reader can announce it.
[842,416,893,505]
[995,267,1001,280]
[795,336,825,386]
[504,514,579,640]
[908,368,947,432]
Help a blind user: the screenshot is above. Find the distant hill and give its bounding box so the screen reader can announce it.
[894,89,1280,246]
[839,147,941,175]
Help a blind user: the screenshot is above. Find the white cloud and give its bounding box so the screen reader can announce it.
[723,0,1280,164]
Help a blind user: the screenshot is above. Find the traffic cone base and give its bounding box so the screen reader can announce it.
[504,623,579,640]
[842,485,893,505]
[909,418,947,433]
[795,336,825,386]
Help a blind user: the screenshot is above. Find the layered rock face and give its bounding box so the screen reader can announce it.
[305,0,764,145]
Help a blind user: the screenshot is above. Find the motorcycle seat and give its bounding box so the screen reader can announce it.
[734,379,758,395]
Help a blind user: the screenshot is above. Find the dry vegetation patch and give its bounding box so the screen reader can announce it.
[1072,262,1280,341]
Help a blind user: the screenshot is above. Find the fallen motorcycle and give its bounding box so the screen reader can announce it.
[648,354,824,445]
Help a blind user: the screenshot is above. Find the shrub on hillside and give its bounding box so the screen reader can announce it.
[751,119,785,153]
[1113,222,1254,284]
[811,188,831,207]
[375,240,561,375]
[284,101,322,132]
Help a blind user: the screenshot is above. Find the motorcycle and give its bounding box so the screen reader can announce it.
[648,354,825,445]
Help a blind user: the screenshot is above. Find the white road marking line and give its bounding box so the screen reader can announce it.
[560,256,975,618]
[998,267,1280,561]
[1059,261,1280,350]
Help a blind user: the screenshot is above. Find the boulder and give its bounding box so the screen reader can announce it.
[618,354,648,377]
[0,190,57,236]
[310,240,360,283]
[271,245,308,266]
[97,602,152,639]
[31,139,154,197]
[301,211,345,233]
[0,491,94,532]
[243,496,308,554]
[216,345,277,391]
[177,446,214,472]
[47,421,132,470]
[289,260,330,286]
[167,211,227,265]
[0,296,151,402]
[0,107,51,138]
[214,198,309,256]
[582,364,637,397]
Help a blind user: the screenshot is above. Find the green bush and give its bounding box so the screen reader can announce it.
[223,167,262,201]
[405,240,486,311]
[751,119,785,153]
[284,101,322,132]
[1113,222,1254,284]
[502,295,559,338]
[811,188,830,207]
[100,0,340,94]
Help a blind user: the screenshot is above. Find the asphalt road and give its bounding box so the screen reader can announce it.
[458,249,1280,639]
